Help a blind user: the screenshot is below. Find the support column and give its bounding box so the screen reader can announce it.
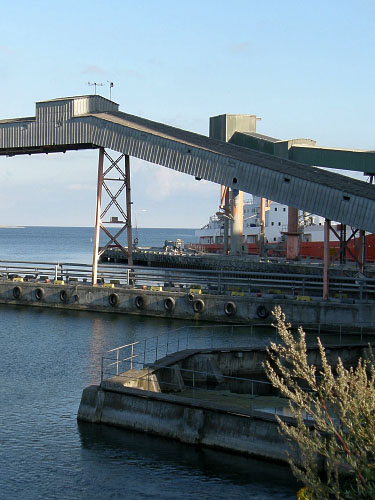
[358,230,366,273]
[230,189,243,255]
[92,147,104,285]
[92,149,133,284]
[286,207,299,259]
[223,187,230,255]
[259,197,266,257]
[339,224,347,264]
[125,155,133,267]
[323,218,330,300]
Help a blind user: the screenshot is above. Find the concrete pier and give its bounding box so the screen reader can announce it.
[78,344,371,464]
[78,384,295,463]
[1,278,375,328]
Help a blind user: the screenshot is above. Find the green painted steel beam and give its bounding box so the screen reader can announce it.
[290,145,375,174]
[230,131,375,174]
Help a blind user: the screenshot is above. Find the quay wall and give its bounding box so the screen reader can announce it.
[78,344,371,463]
[78,384,299,464]
[0,279,374,327]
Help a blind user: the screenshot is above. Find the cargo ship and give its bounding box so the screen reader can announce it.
[193,196,375,262]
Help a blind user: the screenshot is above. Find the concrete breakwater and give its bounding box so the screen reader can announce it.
[78,344,371,464]
[1,278,375,327]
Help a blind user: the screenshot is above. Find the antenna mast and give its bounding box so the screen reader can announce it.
[107,81,114,100]
[88,82,104,95]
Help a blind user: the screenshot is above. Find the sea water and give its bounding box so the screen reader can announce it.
[0,227,298,500]
[0,226,198,264]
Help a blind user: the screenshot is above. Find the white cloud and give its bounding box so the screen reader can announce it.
[128,160,218,201]
[67,184,96,191]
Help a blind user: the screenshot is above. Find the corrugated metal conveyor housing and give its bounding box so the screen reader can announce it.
[0,95,375,232]
[88,111,375,232]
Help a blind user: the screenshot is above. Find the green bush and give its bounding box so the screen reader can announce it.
[264,307,375,500]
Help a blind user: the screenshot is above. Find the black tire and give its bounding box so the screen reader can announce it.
[256,305,269,320]
[164,297,176,312]
[193,299,205,314]
[60,290,69,303]
[135,295,146,309]
[13,286,22,299]
[224,301,237,316]
[109,293,119,307]
[35,288,45,301]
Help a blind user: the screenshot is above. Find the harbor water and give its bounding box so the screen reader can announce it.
[0,226,198,264]
[0,227,298,499]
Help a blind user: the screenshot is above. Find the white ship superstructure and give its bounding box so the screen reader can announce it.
[196,197,326,246]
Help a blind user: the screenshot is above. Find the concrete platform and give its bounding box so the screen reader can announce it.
[78,383,301,464]
[78,343,372,465]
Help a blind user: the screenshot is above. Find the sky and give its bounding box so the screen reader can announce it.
[0,0,374,228]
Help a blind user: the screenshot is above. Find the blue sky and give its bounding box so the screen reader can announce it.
[0,0,374,227]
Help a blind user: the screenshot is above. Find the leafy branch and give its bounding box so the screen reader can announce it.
[264,306,375,500]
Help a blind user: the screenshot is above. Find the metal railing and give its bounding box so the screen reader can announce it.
[100,323,375,384]
[106,359,275,406]
[101,336,324,420]
[0,259,375,301]
[101,324,262,381]
[0,259,129,284]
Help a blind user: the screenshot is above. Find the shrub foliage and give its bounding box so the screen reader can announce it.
[264,306,375,500]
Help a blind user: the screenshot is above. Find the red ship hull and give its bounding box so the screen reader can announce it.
[191,234,375,262]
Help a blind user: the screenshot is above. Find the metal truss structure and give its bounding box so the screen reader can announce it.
[323,220,365,300]
[92,148,133,284]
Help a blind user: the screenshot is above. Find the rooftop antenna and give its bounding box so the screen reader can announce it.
[107,81,114,100]
[88,82,104,95]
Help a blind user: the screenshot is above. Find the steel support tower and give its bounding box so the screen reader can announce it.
[92,148,133,284]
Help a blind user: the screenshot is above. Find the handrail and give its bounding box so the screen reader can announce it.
[1,258,375,280]
[109,360,273,386]
[0,259,375,303]
[100,322,375,384]
[106,340,141,353]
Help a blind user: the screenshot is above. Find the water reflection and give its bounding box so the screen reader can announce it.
[78,422,299,499]
[1,304,298,500]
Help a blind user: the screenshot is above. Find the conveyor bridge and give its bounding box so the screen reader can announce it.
[1,95,375,233]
